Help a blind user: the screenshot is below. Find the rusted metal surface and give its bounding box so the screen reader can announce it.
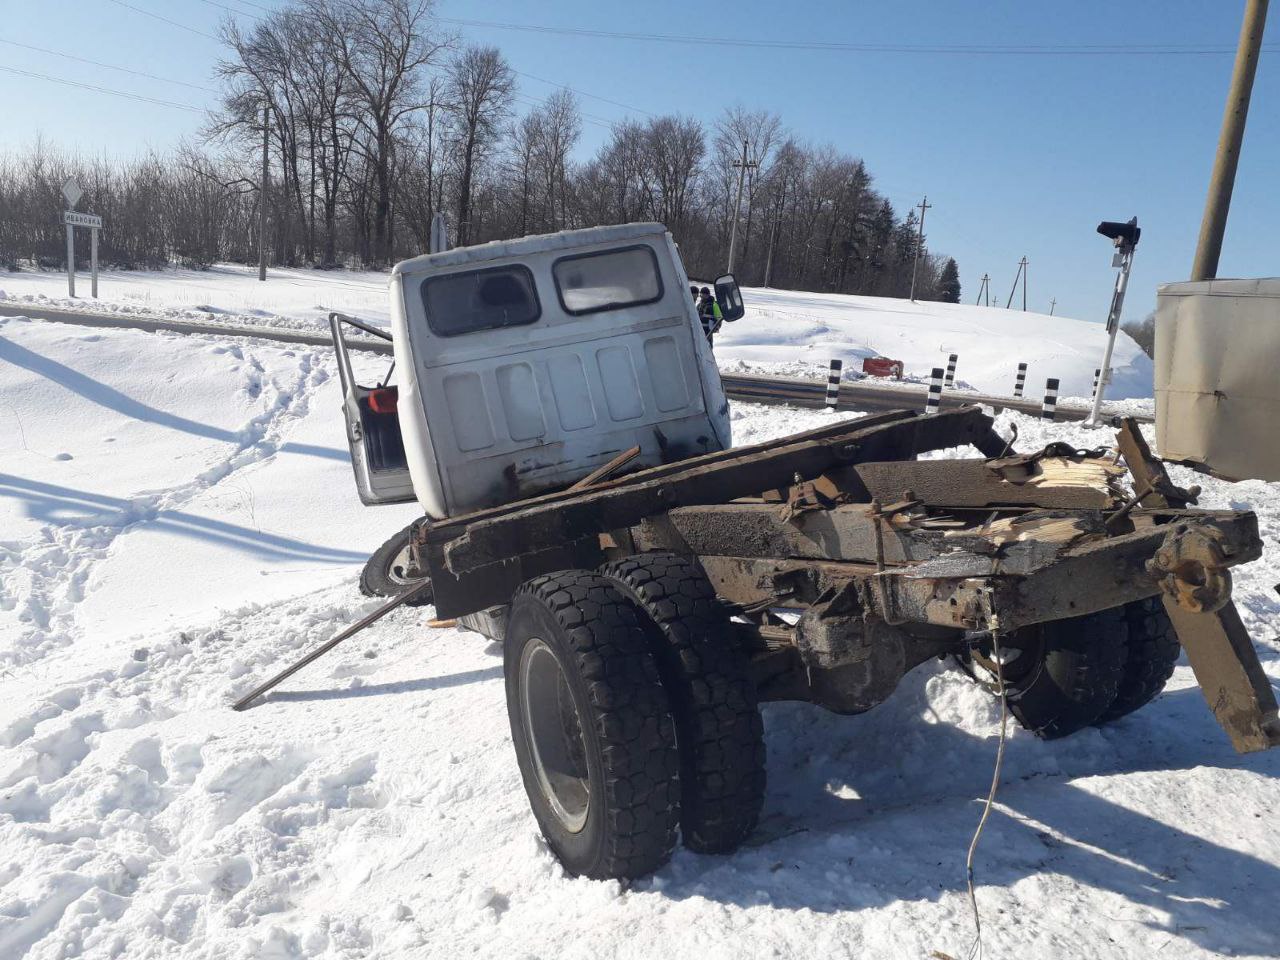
[1161,601,1280,753]
[431,406,1000,581]
[427,406,1274,754]
[1116,417,1279,753]
[690,510,1260,633]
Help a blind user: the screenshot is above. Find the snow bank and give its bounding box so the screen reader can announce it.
[717,286,1154,400]
[1,315,1275,960]
[1,263,1153,400]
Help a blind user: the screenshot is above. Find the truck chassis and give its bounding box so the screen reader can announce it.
[398,406,1276,878]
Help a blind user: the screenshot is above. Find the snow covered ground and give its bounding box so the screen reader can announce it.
[1,261,1152,400]
[0,307,1275,959]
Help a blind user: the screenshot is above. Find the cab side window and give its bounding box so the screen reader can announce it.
[553,246,664,315]
[422,265,541,337]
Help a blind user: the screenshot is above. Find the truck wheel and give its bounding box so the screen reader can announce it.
[969,608,1127,740]
[359,523,432,605]
[505,571,680,879]
[600,553,765,854]
[1098,597,1180,722]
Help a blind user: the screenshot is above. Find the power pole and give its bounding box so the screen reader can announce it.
[974,273,989,306]
[1005,256,1027,309]
[908,195,931,301]
[763,215,781,288]
[727,139,756,273]
[1191,0,1269,280]
[258,104,270,282]
[1049,297,1057,316]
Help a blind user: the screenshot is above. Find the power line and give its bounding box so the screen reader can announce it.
[512,69,655,118]
[196,0,269,20]
[106,0,220,41]
[438,16,1279,57]
[0,64,205,112]
[0,38,218,94]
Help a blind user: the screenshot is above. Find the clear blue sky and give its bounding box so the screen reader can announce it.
[3,0,1277,323]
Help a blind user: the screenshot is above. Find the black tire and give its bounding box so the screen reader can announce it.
[505,571,680,879]
[1098,597,1180,722]
[600,553,766,854]
[359,523,432,605]
[973,608,1127,740]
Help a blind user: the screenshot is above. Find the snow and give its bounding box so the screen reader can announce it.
[2,262,1152,400]
[1,298,1276,959]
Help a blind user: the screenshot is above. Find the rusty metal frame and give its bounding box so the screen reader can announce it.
[423,407,1276,754]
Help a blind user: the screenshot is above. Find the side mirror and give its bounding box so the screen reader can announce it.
[714,274,745,322]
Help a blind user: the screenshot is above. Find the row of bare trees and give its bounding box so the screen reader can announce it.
[0,0,958,301]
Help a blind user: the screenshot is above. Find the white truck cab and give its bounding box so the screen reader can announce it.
[331,222,743,519]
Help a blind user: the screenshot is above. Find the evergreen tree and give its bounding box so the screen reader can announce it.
[937,257,961,303]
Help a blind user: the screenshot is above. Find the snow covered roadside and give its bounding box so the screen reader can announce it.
[0,316,1277,959]
[2,262,1152,401]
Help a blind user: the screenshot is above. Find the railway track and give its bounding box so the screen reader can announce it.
[0,301,1151,424]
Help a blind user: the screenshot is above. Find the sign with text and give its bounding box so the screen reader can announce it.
[63,211,103,229]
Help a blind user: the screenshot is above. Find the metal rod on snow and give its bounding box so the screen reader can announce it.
[232,582,431,711]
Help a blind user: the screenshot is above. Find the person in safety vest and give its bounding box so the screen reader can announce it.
[697,286,723,346]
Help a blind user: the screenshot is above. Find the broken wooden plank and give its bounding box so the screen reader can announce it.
[851,458,1123,510]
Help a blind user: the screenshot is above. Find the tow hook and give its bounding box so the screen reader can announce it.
[1147,525,1234,614]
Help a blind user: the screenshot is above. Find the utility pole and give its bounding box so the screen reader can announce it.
[908,195,931,301]
[974,273,989,306]
[727,139,756,273]
[258,104,270,282]
[1191,0,1269,280]
[1049,297,1057,316]
[1005,256,1027,309]
[763,215,781,288]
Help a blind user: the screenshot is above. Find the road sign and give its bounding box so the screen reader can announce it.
[62,178,83,209]
[63,211,103,229]
[62,203,103,299]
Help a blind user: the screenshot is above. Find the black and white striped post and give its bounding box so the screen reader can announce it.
[1013,362,1027,398]
[943,353,958,388]
[1092,368,1101,397]
[825,359,843,410]
[1042,377,1060,421]
[925,367,944,415]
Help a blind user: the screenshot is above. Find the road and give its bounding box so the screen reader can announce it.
[0,301,1150,424]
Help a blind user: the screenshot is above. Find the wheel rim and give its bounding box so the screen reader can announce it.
[520,638,591,833]
[386,542,425,586]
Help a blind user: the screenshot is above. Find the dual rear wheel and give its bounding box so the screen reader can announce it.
[963,596,1181,739]
[503,556,765,880]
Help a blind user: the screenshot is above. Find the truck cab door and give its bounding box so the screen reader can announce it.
[329,313,417,506]
[714,274,746,322]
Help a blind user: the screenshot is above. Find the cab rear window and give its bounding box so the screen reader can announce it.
[553,246,663,315]
[421,265,541,337]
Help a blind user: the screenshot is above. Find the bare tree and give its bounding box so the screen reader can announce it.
[308,0,448,264]
[445,45,516,245]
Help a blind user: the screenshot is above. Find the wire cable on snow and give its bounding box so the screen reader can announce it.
[964,637,1008,960]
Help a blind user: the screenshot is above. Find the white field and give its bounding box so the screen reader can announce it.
[0,291,1275,959]
[1,262,1152,401]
